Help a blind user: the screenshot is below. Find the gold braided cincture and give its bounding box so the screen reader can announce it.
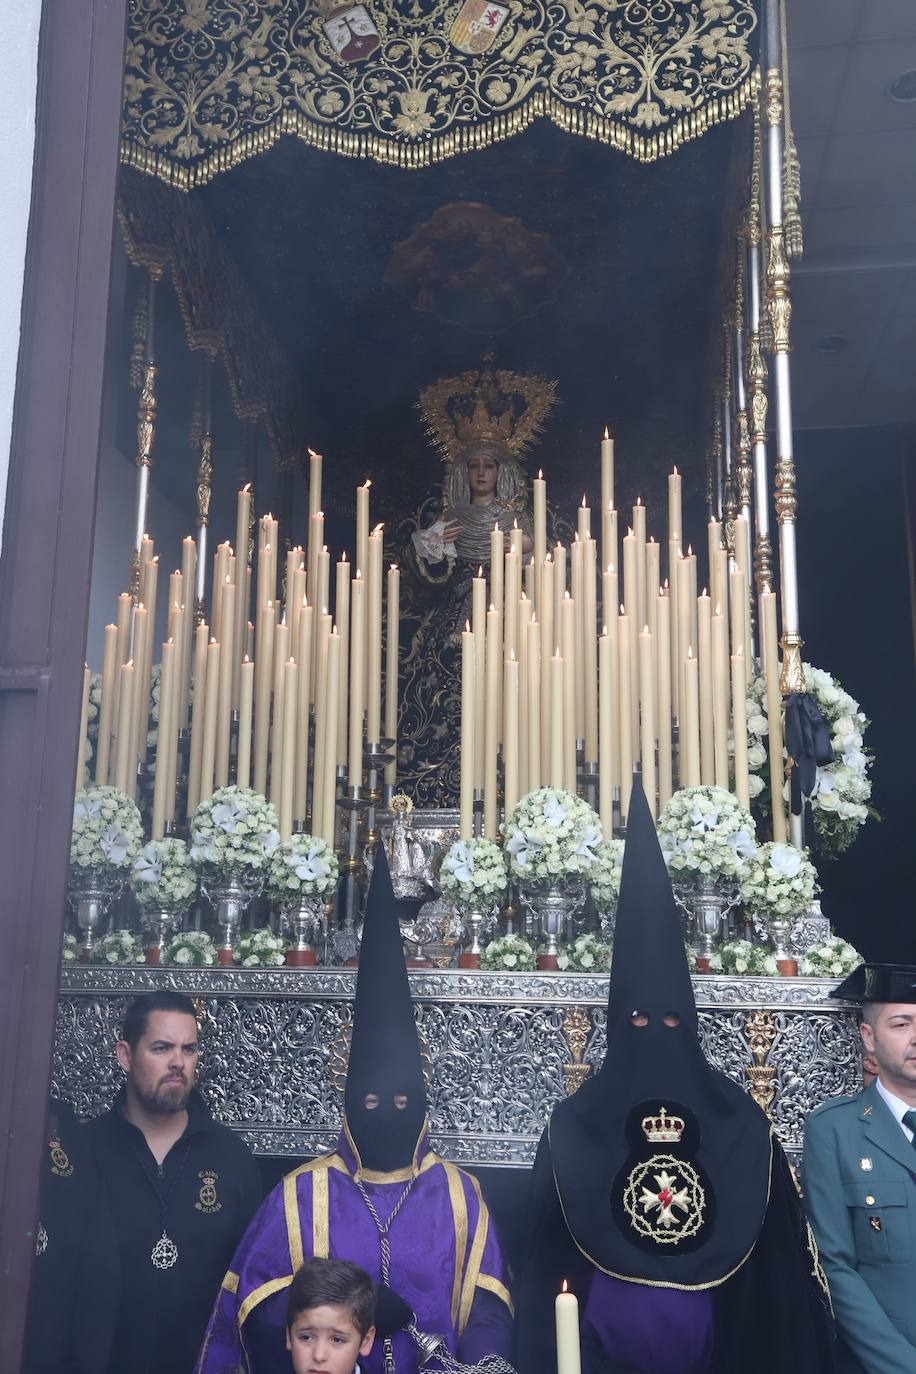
[744,1009,777,1115]
[119,0,759,181]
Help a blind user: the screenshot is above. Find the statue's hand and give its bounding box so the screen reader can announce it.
[442,521,461,544]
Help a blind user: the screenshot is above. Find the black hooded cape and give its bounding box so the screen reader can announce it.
[515,780,835,1374]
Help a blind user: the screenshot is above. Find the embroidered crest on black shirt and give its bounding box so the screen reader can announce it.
[196,1170,222,1213]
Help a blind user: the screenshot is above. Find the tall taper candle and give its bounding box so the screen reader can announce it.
[483,605,501,839]
[490,523,504,620]
[527,617,541,790]
[356,482,371,591]
[668,539,681,715]
[294,603,313,822]
[460,625,475,840]
[731,644,750,809]
[668,467,682,546]
[639,627,656,817]
[645,540,659,639]
[114,661,135,796]
[237,657,253,788]
[633,499,646,630]
[472,567,487,788]
[733,514,753,683]
[215,580,235,787]
[279,657,298,840]
[311,612,332,835]
[504,653,519,817]
[656,590,673,809]
[697,591,714,785]
[518,594,532,794]
[533,470,547,580]
[583,537,598,763]
[601,507,618,618]
[540,556,555,774]
[348,573,366,789]
[198,640,221,805]
[577,496,591,542]
[321,632,341,845]
[253,600,275,795]
[151,639,176,839]
[711,605,730,788]
[599,627,614,838]
[186,622,209,813]
[96,625,119,784]
[335,556,351,771]
[707,520,723,612]
[618,608,633,821]
[601,428,614,525]
[570,538,584,740]
[682,648,701,787]
[308,448,323,519]
[550,650,564,789]
[270,619,290,803]
[560,593,576,791]
[367,526,384,744]
[385,563,400,786]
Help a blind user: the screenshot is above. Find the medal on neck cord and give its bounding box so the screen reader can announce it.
[129,1136,192,1270]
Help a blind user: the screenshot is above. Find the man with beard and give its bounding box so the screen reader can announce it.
[196,848,513,1374]
[87,991,262,1374]
[514,780,836,1374]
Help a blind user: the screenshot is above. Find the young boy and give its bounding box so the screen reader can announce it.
[286,1259,377,1374]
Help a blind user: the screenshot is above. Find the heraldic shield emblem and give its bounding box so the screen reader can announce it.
[322,4,381,64]
[449,0,510,56]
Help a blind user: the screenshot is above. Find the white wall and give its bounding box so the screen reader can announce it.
[0,1,42,554]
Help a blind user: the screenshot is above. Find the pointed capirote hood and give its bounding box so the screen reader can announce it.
[343,845,427,1174]
[548,776,773,1289]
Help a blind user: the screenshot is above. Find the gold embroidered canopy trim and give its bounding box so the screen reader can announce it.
[121,0,759,185]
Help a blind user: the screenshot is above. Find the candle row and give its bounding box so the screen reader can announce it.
[87,474,402,843]
[460,446,785,840]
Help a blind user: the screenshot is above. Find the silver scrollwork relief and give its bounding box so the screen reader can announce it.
[53,969,859,1166]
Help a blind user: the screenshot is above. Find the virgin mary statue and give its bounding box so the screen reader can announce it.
[397,358,557,807]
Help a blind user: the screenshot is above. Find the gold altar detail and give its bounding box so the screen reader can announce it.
[743,1007,777,1115]
[562,1005,592,1096]
[120,0,759,183]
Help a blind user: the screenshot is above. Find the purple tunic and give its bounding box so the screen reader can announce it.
[195,1129,512,1374]
[582,1272,715,1374]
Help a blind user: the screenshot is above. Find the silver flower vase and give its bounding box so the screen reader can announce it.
[201,868,264,964]
[282,895,323,967]
[519,880,586,970]
[457,906,495,969]
[69,871,121,961]
[142,908,182,965]
[674,878,737,971]
[764,915,799,976]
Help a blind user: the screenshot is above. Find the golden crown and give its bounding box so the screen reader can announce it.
[418,354,558,465]
[642,1107,685,1144]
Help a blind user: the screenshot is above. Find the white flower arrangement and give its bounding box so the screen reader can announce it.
[130,839,197,913]
[743,663,874,858]
[589,838,625,915]
[163,929,218,967]
[800,936,863,979]
[708,939,777,976]
[190,786,280,876]
[439,838,508,909]
[657,786,757,883]
[70,786,143,880]
[61,932,79,963]
[480,933,537,972]
[94,928,145,965]
[267,833,340,904]
[235,927,287,967]
[556,932,611,973]
[502,788,603,884]
[739,841,819,921]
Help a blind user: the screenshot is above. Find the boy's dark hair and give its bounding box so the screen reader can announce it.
[120,991,199,1049]
[286,1258,376,1336]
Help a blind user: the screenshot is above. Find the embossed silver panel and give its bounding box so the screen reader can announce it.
[53,969,861,1165]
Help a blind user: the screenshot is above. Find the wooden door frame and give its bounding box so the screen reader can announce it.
[0,0,127,1366]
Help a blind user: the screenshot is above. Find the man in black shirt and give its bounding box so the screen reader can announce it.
[86,990,262,1374]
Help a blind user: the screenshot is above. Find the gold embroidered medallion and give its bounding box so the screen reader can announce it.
[623,1155,706,1245]
[196,1170,222,1213]
[49,1139,74,1178]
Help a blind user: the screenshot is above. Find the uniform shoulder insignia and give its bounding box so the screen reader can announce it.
[809,1092,860,1119]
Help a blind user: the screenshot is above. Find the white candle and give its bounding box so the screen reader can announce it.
[237,657,253,789]
[367,525,384,745]
[599,627,614,838]
[96,625,119,784]
[308,447,323,519]
[503,653,519,818]
[555,1283,582,1374]
[460,624,475,840]
[321,632,341,846]
[348,573,365,789]
[483,605,501,839]
[732,645,750,809]
[600,428,614,522]
[533,470,547,579]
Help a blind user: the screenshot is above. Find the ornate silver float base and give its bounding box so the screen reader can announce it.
[53,967,861,1168]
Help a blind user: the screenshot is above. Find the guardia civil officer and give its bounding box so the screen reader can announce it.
[86,990,262,1374]
[803,963,916,1374]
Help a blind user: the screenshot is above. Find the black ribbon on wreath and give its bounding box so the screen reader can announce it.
[785,692,833,817]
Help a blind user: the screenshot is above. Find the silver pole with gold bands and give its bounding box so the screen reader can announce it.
[763,0,804,848]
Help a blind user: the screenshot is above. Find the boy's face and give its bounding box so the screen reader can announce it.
[286,1304,375,1374]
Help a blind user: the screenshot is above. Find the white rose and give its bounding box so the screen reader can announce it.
[174,946,191,965]
[747,744,767,769]
[747,714,769,737]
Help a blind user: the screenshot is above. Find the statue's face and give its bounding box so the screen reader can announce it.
[466,451,499,500]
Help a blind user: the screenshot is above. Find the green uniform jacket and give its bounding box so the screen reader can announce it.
[802,1080,916,1374]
